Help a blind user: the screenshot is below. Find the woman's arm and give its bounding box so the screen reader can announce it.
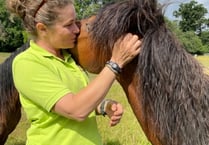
[52,33,141,121]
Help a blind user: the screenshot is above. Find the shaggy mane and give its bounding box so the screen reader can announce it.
[89,0,209,144]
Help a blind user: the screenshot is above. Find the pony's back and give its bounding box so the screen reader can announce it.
[0,42,29,144]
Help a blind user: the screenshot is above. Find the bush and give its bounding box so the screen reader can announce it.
[0,0,24,52]
[177,31,207,54]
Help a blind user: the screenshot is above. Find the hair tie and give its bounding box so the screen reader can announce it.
[34,0,47,18]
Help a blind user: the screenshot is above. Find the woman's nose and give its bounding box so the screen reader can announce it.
[73,23,80,34]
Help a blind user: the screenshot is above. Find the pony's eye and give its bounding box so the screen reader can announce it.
[66,23,73,27]
[86,23,92,32]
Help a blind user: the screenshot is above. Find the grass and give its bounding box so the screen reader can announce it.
[196,55,209,74]
[96,83,151,145]
[0,52,10,62]
[1,53,209,145]
[196,55,209,67]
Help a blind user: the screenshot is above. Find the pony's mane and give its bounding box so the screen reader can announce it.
[139,25,209,144]
[89,0,164,65]
[90,0,209,144]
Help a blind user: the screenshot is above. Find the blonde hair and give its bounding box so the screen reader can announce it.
[6,0,74,39]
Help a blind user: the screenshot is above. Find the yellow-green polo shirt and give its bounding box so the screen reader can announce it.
[12,40,102,145]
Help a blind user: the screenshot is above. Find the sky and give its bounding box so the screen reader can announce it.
[159,0,209,20]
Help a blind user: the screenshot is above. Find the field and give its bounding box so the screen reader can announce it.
[1,53,209,145]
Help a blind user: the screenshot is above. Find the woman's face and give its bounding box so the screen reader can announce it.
[44,4,79,50]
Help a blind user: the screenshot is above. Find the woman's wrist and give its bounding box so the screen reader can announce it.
[105,60,122,75]
[96,99,107,116]
[96,99,117,116]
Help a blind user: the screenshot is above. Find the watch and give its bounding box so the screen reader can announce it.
[106,61,122,74]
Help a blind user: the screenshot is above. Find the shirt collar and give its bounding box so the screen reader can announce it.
[29,40,72,62]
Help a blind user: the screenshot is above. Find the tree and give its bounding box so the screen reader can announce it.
[0,0,24,52]
[74,0,114,19]
[178,31,208,54]
[199,31,209,51]
[0,0,115,52]
[173,0,208,35]
[166,18,208,54]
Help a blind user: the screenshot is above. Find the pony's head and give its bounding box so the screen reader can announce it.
[71,0,165,73]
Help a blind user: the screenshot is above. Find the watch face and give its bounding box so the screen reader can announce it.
[112,63,117,68]
[106,61,121,74]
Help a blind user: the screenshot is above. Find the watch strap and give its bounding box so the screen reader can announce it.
[105,61,122,74]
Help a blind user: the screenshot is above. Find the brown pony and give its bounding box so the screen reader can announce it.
[1,0,209,145]
[71,0,209,145]
[0,43,29,144]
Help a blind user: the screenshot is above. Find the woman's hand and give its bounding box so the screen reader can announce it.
[104,100,123,127]
[111,33,141,68]
[106,102,123,127]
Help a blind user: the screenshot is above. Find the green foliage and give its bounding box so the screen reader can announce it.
[0,0,114,52]
[173,0,208,34]
[199,31,209,50]
[74,0,114,19]
[171,1,209,54]
[165,19,181,33]
[74,0,99,19]
[0,0,24,52]
[178,31,208,54]
[166,19,208,54]
[0,0,208,54]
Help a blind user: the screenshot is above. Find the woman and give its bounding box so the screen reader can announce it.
[7,0,141,145]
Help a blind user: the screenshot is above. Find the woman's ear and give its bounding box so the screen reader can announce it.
[36,22,47,35]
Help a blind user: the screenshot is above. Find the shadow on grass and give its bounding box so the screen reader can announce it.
[105,140,122,145]
[8,141,120,145]
[5,140,25,145]
[13,142,25,145]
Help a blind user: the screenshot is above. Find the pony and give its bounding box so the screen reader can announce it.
[71,0,209,145]
[1,0,209,145]
[0,42,29,144]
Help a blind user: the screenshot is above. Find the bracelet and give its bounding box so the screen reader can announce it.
[105,61,122,75]
[100,99,107,116]
[99,99,117,117]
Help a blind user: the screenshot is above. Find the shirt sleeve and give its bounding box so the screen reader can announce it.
[12,55,71,112]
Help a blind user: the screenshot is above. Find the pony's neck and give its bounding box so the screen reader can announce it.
[117,59,162,145]
[117,59,146,127]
